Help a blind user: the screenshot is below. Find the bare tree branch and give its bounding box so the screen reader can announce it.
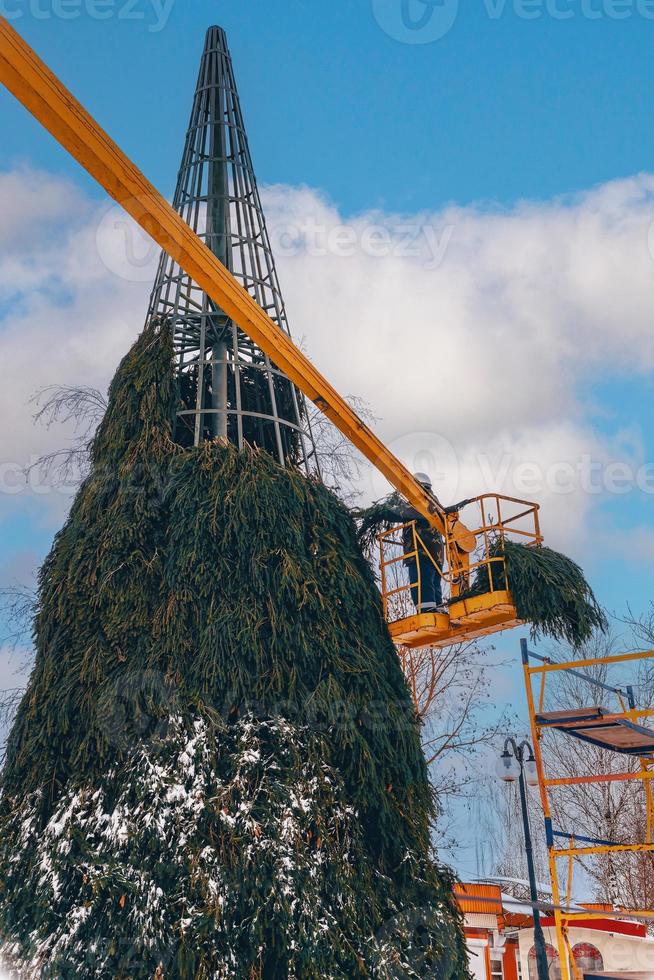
[0,585,37,653]
[0,689,24,765]
[307,395,377,503]
[31,384,108,436]
[25,385,108,489]
[24,383,374,505]
[622,602,654,650]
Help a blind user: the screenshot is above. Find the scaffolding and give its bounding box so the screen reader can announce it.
[521,638,654,980]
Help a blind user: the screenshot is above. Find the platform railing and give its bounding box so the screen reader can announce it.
[379,492,542,623]
[378,522,444,623]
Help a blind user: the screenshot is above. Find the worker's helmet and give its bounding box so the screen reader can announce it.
[413,471,432,490]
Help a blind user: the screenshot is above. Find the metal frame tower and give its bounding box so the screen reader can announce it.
[145,26,318,470]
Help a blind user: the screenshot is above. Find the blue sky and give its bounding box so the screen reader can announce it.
[4,0,654,211]
[1,0,654,883]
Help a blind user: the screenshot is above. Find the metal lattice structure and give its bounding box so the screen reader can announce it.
[145,26,318,470]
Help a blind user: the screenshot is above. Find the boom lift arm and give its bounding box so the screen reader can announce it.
[0,18,542,648]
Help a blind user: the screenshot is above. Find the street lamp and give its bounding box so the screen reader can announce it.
[496,737,551,980]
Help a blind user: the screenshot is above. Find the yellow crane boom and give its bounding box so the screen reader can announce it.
[0,17,443,532]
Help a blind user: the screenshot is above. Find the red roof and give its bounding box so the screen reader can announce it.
[456,885,648,940]
[540,916,647,938]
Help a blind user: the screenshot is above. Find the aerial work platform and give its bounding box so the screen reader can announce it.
[380,493,540,648]
[388,590,520,649]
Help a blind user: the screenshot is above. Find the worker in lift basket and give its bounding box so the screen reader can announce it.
[385,472,446,615]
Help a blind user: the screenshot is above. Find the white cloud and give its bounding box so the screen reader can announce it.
[0,167,652,561]
[262,177,654,554]
[0,167,86,251]
[0,550,39,589]
[602,526,654,564]
[0,170,150,482]
[264,176,654,441]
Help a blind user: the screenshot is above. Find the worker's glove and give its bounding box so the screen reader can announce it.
[445,498,474,515]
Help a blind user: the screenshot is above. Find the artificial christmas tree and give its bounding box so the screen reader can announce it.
[0,26,469,980]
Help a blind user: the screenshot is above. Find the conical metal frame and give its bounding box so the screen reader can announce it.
[145,26,318,471]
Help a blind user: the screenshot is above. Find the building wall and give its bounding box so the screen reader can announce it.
[467,937,489,980]
[517,925,654,977]
[465,930,520,980]
[503,943,519,980]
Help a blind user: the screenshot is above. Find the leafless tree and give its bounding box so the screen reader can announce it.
[0,584,37,652]
[0,384,103,743]
[542,633,654,909]
[0,689,24,765]
[0,585,36,749]
[400,632,510,757]
[306,395,375,503]
[623,602,654,650]
[25,385,108,489]
[474,768,551,899]
[383,581,514,849]
[406,635,514,852]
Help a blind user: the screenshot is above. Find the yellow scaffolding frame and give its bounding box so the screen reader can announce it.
[521,639,654,980]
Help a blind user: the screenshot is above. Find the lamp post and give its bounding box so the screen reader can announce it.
[497,738,551,980]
